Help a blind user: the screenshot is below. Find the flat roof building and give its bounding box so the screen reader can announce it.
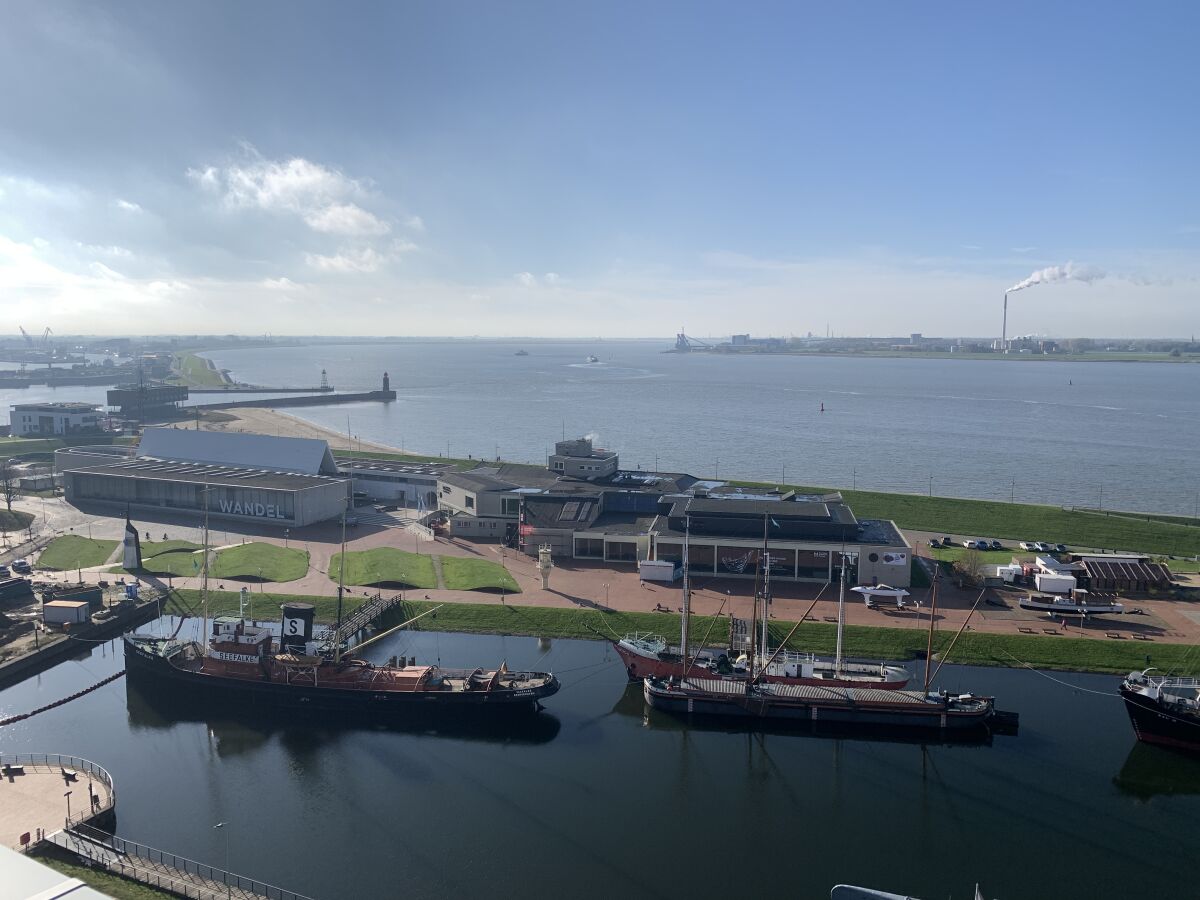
[59,427,349,527]
[10,402,102,437]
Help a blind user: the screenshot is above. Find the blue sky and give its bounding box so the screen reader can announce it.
[1,1,1196,337]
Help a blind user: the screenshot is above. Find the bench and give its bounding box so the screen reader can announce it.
[61,768,78,783]
[1018,627,1035,634]
[823,616,838,623]
[2,765,25,777]
[1105,632,1123,639]
[1042,628,1059,635]
[1133,634,1153,641]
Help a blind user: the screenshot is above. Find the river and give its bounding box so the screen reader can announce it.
[199,341,1200,517]
[2,625,1199,899]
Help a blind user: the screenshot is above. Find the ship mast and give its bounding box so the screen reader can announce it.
[333,484,349,664]
[679,512,690,674]
[923,566,940,693]
[834,555,847,676]
[200,482,211,657]
[758,513,771,678]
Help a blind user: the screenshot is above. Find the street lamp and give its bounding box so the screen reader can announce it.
[284,528,289,549]
[64,790,72,827]
[602,583,609,609]
[213,822,230,897]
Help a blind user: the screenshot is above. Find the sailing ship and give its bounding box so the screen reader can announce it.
[613,516,910,689]
[123,490,559,714]
[643,513,1009,736]
[1120,669,1200,753]
[1019,591,1124,615]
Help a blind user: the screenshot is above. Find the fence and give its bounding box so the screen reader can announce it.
[69,823,316,900]
[0,752,115,830]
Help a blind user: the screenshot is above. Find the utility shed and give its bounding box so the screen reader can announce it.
[1078,556,1173,593]
[43,599,90,626]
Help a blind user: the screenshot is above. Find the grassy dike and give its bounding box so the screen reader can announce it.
[171,590,1200,676]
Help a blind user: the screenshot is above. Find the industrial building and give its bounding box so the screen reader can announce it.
[59,428,348,527]
[437,436,912,587]
[106,381,189,421]
[9,402,102,436]
[338,457,451,508]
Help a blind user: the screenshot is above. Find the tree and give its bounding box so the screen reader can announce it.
[0,460,17,513]
[955,548,984,587]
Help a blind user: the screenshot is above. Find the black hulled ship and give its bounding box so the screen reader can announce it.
[1120,669,1200,753]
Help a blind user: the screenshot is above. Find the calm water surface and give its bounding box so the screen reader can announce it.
[202,341,1200,516]
[2,626,1199,899]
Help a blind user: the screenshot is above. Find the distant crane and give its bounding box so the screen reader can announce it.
[675,329,713,352]
[19,326,33,348]
[41,327,52,347]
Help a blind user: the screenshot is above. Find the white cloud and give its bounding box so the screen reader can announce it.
[303,203,389,236]
[186,166,220,191]
[305,247,387,273]
[114,198,141,212]
[402,214,425,232]
[77,242,134,259]
[543,272,560,284]
[515,271,537,287]
[262,276,303,290]
[1011,246,1037,253]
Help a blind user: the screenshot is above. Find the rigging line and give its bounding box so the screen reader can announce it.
[554,663,621,694]
[997,649,1120,698]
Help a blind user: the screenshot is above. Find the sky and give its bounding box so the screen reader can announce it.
[0,1,1197,339]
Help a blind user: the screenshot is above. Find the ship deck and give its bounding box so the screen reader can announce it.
[679,677,940,706]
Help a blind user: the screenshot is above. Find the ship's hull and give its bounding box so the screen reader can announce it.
[613,642,909,690]
[123,635,558,713]
[1121,686,1200,753]
[643,678,993,734]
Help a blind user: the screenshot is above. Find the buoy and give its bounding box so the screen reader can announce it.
[820,402,825,412]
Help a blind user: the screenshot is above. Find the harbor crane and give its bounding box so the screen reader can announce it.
[674,329,713,352]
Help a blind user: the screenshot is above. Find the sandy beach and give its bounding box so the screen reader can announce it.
[198,407,407,454]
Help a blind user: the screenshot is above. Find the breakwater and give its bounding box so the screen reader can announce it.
[192,389,395,411]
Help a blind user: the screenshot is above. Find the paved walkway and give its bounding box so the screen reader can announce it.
[0,764,111,850]
[19,500,1200,647]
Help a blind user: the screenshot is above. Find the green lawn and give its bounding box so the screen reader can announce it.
[391,600,1200,676]
[173,588,375,623]
[173,351,230,386]
[35,535,118,570]
[0,435,135,456]
[441,556,521,593]
[0,509,35,532]
[114,542,308,582]
[329,547,438,588]
[165,590,1200,675]
[212,543,309,581]
[929,546,1028,566]
[34,856,175,900]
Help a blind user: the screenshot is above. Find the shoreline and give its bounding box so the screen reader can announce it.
[198,407,409,454]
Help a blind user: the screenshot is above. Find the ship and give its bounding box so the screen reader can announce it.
[122,497,558,715]
[1120,669,1200,753]
[123,605,560,714]
[585,355,600,363]
[642,506,1012,737]
[612,516,910,689]
[1019,591,1124,615]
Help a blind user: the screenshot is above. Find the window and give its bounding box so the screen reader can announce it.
[501,497,520,516]
[465,495,475,509]
[554,461,564,470]
[441,485,451,495]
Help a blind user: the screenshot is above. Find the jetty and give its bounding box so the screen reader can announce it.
[4,753,315,900]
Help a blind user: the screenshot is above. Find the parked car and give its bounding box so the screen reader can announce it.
[1055,543,1068,553]
[990,540,1003,550]
[962,539,977,549]
[1034,541,1052,552]
[10,559,32,574]
[1019,541,1035,551]
[941,537,952,546]
[0,564,9,578]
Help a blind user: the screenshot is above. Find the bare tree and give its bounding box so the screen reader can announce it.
[0,460,17,513]
[955,548,984,587]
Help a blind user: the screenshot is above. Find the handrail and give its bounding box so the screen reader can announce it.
[72,823,316,900]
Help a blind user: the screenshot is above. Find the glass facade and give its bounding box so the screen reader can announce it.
[72,473,297,522]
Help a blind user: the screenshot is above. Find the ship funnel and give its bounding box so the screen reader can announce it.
[280,602,316,653]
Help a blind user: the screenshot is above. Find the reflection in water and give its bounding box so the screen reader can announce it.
[1113,742,1200,800]
[124,678,563,750]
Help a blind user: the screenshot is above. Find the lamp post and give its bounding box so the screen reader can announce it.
[64,790,72,827]
[214,822,230,897]
[284,528,289,549]
[602,583,609,609]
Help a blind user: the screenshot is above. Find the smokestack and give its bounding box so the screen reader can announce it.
[1002,292,1008,354]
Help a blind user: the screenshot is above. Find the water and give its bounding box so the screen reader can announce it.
[200,341,1200,516]
[2,627,1198,898]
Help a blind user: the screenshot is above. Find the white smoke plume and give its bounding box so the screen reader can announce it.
[1007,261,1105,294]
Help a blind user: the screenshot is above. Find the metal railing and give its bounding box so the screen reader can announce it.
[71,823,316,900]
[0,753,115,830]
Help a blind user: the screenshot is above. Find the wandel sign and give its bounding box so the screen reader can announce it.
[218,500,288,520]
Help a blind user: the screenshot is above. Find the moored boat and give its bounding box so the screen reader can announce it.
[1020,591,1123,615]
[1120,669,1200,753]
